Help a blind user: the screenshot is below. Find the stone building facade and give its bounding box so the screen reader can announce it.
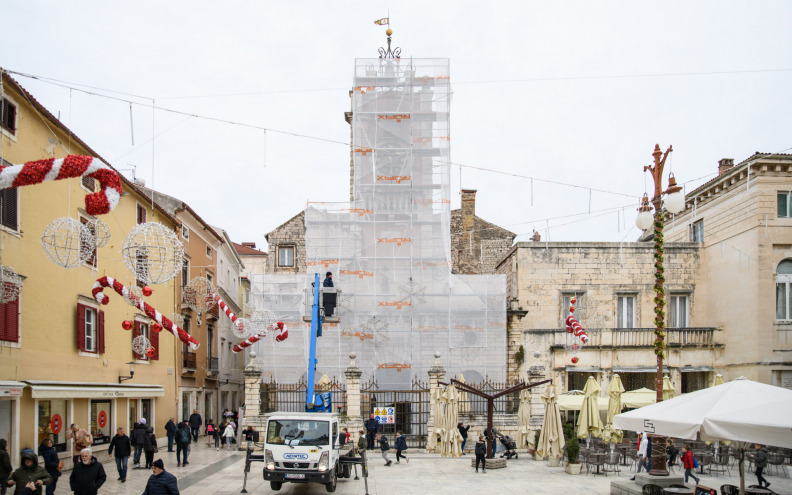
[264,211,306,274]
[495,242,720,397]
[451,189,516,274]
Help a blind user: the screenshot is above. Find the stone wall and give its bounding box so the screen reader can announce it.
[265,211,306,274]
[451,189,516,275]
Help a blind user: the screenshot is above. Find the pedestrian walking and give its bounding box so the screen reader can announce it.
[65,424,92,465]
[7,450,51,495]
[37,439,60,495]
[165,418,177,452]
[0,439,12,495]
[132,419,148,467]
[205,420,215,447]
[143,426,158,469]
[457,423,470,454]
[474,435,487,473]
[753,444,770,489]
[364,414,379,449]
[142,459,179,495]
[108,427,132,482]
[188,410,202,443]
[68,448,106,495]
[681,445,700,485]
[175,422,191,467]
[222,422,235,451]
[394,431,409,464]
[377,433,392,466]
[356,430,366,455]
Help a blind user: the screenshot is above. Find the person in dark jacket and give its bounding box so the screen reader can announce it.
[753,444,770,488]
[188,410,202,443]
[323,272,334,287]
[132,419,148,467]
[164,418,177,452]
[377,434,392,466]
[69,449,106,495]
[0,439,13,495]
[7,450,52,495]
[142,459,179,495]
[36,439,60,495]
[143,426,158,469]
[394,431,408,464]
[108,427,132,482]
[175,422,191,467]
[474,435,487,473]
[457,423,471,455]
[681,445,700,485]
[364,414,379,449]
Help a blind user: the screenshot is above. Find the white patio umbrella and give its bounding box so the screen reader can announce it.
[662,376,675,401]
[577,376,603,440]
[517,388,533,449]
[427,386,444,451]
[602,374,625,445]
[614,377,792,495]
[537,387,565,461]
[440,384,463,457]
[621,387,656,409]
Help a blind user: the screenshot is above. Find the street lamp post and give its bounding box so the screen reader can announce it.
[635,144,685,477]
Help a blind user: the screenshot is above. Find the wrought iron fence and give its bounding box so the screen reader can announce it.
[260,376,347,415]
[361,377,429,448]
[455,378,521,417]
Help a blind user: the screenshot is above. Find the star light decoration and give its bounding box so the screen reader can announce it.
[361,316,389,346]
[399,278,426,304]
[336,293,354,316]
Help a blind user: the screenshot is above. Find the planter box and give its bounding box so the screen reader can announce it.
[565,463,582,475]
[548,457,561,467]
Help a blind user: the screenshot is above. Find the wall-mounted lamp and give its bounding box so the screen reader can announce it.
[119,361,137,384]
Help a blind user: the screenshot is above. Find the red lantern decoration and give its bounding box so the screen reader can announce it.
[142,286,153,297]
[571,356,579,364]
[152,323,162,333]
[570,297,576,304]
[122,320,133,330]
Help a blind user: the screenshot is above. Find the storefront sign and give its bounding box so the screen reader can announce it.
[98,411,107,428]
[1,388,22,397]
[51,414,63,434]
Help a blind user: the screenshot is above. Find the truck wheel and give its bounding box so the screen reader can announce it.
[342,464,351,478]
[325,469,337,492]
[270,481,282,491]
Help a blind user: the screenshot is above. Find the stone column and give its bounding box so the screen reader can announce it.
[427,351,446,452]
[243,351,262,418]
[344,352,362,419]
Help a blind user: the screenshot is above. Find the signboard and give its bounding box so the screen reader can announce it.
[1,388,22,397]
[98,411,107,428]
[51,414,63,435]
[373,407,395,425]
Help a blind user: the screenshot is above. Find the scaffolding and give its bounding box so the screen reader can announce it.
[249,58,507,388]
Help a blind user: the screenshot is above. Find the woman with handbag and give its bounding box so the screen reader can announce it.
[143,426,158,469]
[66,424,92,465]
[37,439,60,495]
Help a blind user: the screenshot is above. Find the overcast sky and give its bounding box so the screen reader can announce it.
[2,1,790,249]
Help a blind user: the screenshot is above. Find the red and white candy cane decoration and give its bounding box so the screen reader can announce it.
[0,155,122,215]
[211,292,244,333]
[92,276,200,350]
[232,322,287,353]
[564,297,590,344]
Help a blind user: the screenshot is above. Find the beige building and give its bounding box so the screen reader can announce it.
[0,73,179,466]
[496,241,720,396]
[664,154,792,387]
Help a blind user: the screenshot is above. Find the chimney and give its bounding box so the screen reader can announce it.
[461,189,477,231]
[718,158,734,176]
[241,242,256,248]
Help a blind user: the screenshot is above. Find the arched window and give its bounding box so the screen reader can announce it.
[776,260,792,320]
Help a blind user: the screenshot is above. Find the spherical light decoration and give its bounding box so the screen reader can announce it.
[170,313,184,328]
[122,320,133,330]
[132,335,151,356]
[564,341,581,356]
[123,285,144,307]
[636,209,654,231]
[121,222,184,285]
[88,218,111,248]
[0,266,23,304]
[664,190,685,215]
[183,276,216,312]
[40,217,94,268]
[231,317,250,339]
[248,309,276,334]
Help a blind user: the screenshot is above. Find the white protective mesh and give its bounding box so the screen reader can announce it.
[251,58,506,387]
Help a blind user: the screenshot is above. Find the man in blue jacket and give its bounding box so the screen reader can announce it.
[364,414,379,449]
[142,459,179,495]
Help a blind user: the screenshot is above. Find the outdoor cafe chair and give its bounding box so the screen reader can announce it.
[767,451,786,476]
[697,453,713,475]
[641,484,664,495]
[720,485,739,495]
[588,452,607,476]
[604,451,621,476]
[709,452,731,477]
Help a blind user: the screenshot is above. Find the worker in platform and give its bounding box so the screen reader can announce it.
[322,272,336,317]
[323,272,334,287]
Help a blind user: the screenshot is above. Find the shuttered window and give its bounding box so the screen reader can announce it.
[0,98,16,135]
[137,204,147,225]
[0,187,18,231]
[80,217,97,267]
[76,303,104,353]
[0,297,19,343]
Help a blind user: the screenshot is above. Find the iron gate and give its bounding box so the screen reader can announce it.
[260,377,347,414]
[361,377,430,448]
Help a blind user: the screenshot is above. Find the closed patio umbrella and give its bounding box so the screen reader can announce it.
[427,386,444,451]
[440,384,463,457]
[537,387,565,462]
[662,376,675,401]
[457,373,470,414]
[517,387,533,450]
[577,376,603,440]
[602,374,625,445]
[711,374,724,387]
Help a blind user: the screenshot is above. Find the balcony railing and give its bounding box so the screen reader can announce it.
[183,352,197,370]
[208,357,219,372]
[546,327,719,349]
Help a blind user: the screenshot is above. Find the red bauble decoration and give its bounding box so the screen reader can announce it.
[569,306,575,313]
[145,347,155,357]
[122,320,133,330]
[152,323,162,333]
[570,297,576,304]
[571,357,579,364]
[142,286,153,297]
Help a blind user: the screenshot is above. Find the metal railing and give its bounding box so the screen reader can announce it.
[545,327,718,348]
[208,357,219,372]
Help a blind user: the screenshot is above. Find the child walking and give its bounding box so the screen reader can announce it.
[378,433,392,466]
[394,431,409,464]
[474,435,487,473]
[681,445,700,485]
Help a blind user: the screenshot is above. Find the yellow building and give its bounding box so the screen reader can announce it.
[0,72,181,466]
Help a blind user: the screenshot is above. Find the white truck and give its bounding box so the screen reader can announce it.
[262,412,355,492]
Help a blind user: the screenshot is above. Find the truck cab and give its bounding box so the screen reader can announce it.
[263,412,347,492]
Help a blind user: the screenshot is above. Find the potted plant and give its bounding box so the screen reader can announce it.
[564,435,582,474]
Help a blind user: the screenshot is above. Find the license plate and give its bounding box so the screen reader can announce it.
[285,473,305,480]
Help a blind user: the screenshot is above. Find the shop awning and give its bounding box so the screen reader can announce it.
[0,381,26,397]
[24,381,164,399]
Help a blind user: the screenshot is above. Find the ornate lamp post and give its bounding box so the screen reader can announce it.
[635,144,685,476]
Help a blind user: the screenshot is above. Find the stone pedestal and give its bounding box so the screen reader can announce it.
[469,457,507,469]
[344,353,362,419]
[243,352,262,419]
[427,352,446,452]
